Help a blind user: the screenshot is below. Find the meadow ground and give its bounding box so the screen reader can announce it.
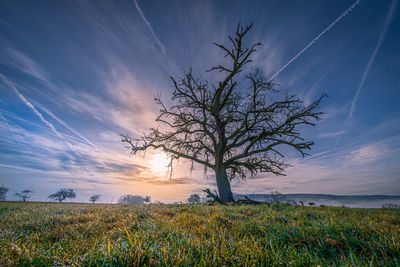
[0,202,399,266]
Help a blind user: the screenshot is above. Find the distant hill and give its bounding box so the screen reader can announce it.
[236,194,400,208]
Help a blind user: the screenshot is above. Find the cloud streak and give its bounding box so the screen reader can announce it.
[335,0,398,148]
[35,103,97,148]
[133,0,166,54]
[347,0,398,120]
[0,74,66,142]
[268,0,362,82]
[83,12,133,53]
[238,0,361,108]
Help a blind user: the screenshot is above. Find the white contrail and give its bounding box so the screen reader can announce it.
[268,0,362,82]
[0,74,65,141]
[84,13,133,53]
[133,0,166,54]
[0,111,16,138]
[335,0,398,149]
[0,112,10,128]
[35,103,97,148]
[238,0,362,109]
[243,0,263,26]
[347,0,398,120]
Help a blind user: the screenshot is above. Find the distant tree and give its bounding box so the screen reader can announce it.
[121,23,324,203]
[308,202,315,206]
[0,185,9,201]
[144,196,151,204]
[15,190,33,202]
[118,195,145,204]
[48,189,76,203]
[270,190,286,203]
[89,194,101,204]
[187,194,201,204]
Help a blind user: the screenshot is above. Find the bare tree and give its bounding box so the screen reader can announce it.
[0,185,9,201]
[187,194,201,204]
[122,24,324,203]
[48,189,76,203]
[15,190,33,202]
[89,194,101,204]
[144,195,151,204]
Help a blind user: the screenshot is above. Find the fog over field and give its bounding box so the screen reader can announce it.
[240,194,400,208]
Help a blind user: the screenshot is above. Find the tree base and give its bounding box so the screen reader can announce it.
[203,188,266,205]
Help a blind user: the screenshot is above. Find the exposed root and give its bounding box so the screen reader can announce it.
[202,188,226,205]
[203,189,266,205]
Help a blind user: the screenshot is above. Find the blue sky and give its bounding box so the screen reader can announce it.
[0,0,399,203]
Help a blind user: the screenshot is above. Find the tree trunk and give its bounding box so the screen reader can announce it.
[215,166,234,203]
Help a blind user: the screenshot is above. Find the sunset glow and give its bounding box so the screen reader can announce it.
[149,152,170,175]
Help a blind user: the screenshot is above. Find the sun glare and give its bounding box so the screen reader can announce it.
[149,152,170,175]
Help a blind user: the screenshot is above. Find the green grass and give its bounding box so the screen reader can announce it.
[0,202,399,266]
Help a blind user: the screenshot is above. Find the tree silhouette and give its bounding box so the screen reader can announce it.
[48,189,76,203]
[15,190,33,202]
[144,196,151,204]
[89,194,101,204]
[118,195,145,204]
[0,185,9,201]
[122,24,324,203]
[187,194,201,204]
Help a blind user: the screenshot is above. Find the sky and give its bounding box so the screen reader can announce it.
[0,0,399,203]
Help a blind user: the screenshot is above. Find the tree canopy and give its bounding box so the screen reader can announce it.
[122,23,324,202]
[187,194,201,204]
[0,185,9,201]
[15,190,33,202]
[89,194,101,203]
[118,195,146,204]
[48,189,76,203]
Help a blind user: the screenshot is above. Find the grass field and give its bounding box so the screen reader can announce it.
[0,202,399,266]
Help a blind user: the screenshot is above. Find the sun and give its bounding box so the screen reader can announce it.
[149,152,170,175]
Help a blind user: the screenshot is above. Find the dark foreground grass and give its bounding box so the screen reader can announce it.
[0,202,399,266]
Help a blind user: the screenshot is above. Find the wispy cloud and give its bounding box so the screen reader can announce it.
[319,130,346,138]
[35,103,97,148]
[2,47,49,83]
[83,12,133,53]
[0,111,14,136]
[133,0,166,54]
[0,74,66,142]
[345,144,386,165]
[0,47,59,92]
[303,75,325,106]
[243,0,263,26]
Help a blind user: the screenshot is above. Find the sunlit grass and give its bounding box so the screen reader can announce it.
[0,202,399,266]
